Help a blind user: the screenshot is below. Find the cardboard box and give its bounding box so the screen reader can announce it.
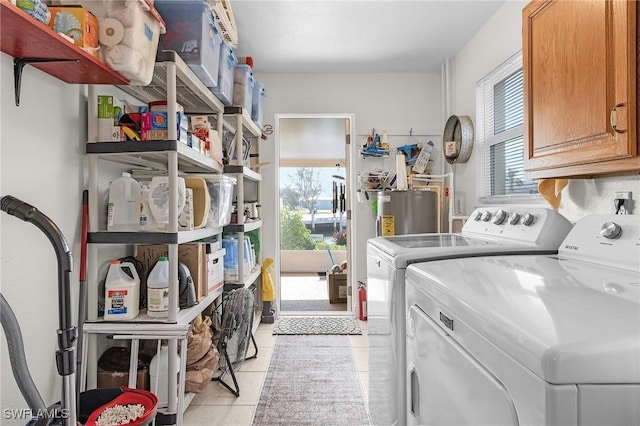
[48,6,98,57]
[97,367,149,391]
[97,95,124,141]
[141,111,189,132]
[327,273,347,304]
[136,244,208,304]
[141,129,189,145]
[207,247,225,297]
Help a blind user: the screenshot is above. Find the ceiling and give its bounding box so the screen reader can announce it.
[231,0,506,73]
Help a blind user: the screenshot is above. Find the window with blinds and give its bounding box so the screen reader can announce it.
[476,51,539,201]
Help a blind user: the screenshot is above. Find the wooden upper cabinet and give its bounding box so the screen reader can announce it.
[523,0,638,178]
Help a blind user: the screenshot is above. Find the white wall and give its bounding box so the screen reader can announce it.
[254,72,442,297]
[1,53,85,423]
[451,0,640,222]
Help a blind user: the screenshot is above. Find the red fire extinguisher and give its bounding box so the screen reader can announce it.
[358,282,367,321]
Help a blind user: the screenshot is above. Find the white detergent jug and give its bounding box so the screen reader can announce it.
[146,256,171,318]
[104,260,140,320]
[107,172,141,231]
[148,176,186,231]
[150,345,180,408]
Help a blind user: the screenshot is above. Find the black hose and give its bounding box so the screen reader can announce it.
[1,196,74,337]
[0,293,47,412]
[1,195,77,424]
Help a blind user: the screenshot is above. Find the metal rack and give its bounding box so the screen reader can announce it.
[83,53,230,425]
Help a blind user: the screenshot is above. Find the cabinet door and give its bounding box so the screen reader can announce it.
[523,0,638,178]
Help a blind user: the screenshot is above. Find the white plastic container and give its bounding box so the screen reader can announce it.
[251,80,266,127]
[201,175,236,227]
[148,176,186,231]
[139,182,157,232]
[233,64,254,114]
[107,172,141,232]
[212,40,237,105]
[150,345,180,408]
[146,256,170,318]
[104,260,140,320]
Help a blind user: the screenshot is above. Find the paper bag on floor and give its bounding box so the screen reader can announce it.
[538,178,568,209]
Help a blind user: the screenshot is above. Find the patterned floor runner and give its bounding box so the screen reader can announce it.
[252,335,370,425]
[272,316,361,335]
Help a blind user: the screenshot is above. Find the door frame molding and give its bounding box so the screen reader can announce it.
[274,113,357,315]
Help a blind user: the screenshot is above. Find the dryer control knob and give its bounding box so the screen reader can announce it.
[508,212,521,225]
[472,211,483,221]
[522,213,535,226]
[492,209,507,225]
[481,211,492,222]
[600,222,622,239]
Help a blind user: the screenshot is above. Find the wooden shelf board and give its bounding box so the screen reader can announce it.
[1,1,128,85]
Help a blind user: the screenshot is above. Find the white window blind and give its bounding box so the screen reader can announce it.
[476,51,539,202]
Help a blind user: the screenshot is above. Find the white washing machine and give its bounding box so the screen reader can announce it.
[367,206,573,426]
[405,214,640,425]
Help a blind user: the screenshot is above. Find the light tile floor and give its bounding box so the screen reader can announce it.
[183,319,369,425]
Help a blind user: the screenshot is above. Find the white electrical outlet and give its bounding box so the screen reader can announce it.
[614,191,632,200]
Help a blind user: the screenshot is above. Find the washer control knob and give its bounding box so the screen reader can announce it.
[472,211,483,221]
[600,222,622,239]
[481,211,492,222]
[508,212,521,225]
[522,213,535,226]
[492,209,507,225]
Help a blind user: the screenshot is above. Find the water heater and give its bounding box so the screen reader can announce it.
[376,190,438,236]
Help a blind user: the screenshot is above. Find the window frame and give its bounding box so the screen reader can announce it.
[475,50,542,205]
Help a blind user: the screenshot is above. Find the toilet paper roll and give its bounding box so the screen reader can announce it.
[395,154,408,190]
[99,18,125,46]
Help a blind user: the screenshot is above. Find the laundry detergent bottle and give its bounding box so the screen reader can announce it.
[146,256,170,318]
[107,172,141,231]
[104,260,140,320]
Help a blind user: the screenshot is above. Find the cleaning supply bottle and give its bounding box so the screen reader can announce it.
[380,129,390,150]
[146,256,170,318]
[104,260,140,320]
[107,172,141,231]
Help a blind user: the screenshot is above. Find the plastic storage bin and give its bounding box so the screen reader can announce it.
[212,40,238,105]
[155,1,222,88]
[199,175,236,227]
[251,80,266,128]
[233,64,254,115]
[221,236,252,282]
[61,0,167,85]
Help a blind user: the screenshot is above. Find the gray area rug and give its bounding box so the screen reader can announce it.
[252,335,370,425]
[280,299,347,312]
[273,316,362,335]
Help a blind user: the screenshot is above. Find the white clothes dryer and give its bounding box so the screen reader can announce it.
[405,214,640,425]
[367,206,573,425]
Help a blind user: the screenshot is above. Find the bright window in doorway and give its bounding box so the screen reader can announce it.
[476,51,539,202]
[280,167,347,251]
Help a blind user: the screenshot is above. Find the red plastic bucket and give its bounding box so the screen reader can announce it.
[83,387,158,426]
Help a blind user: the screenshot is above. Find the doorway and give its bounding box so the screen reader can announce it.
[277,115,354,315]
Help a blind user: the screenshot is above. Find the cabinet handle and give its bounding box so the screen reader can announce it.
[610,103,626,134]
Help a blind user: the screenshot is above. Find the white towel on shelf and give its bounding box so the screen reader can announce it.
[103,45,146,83]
